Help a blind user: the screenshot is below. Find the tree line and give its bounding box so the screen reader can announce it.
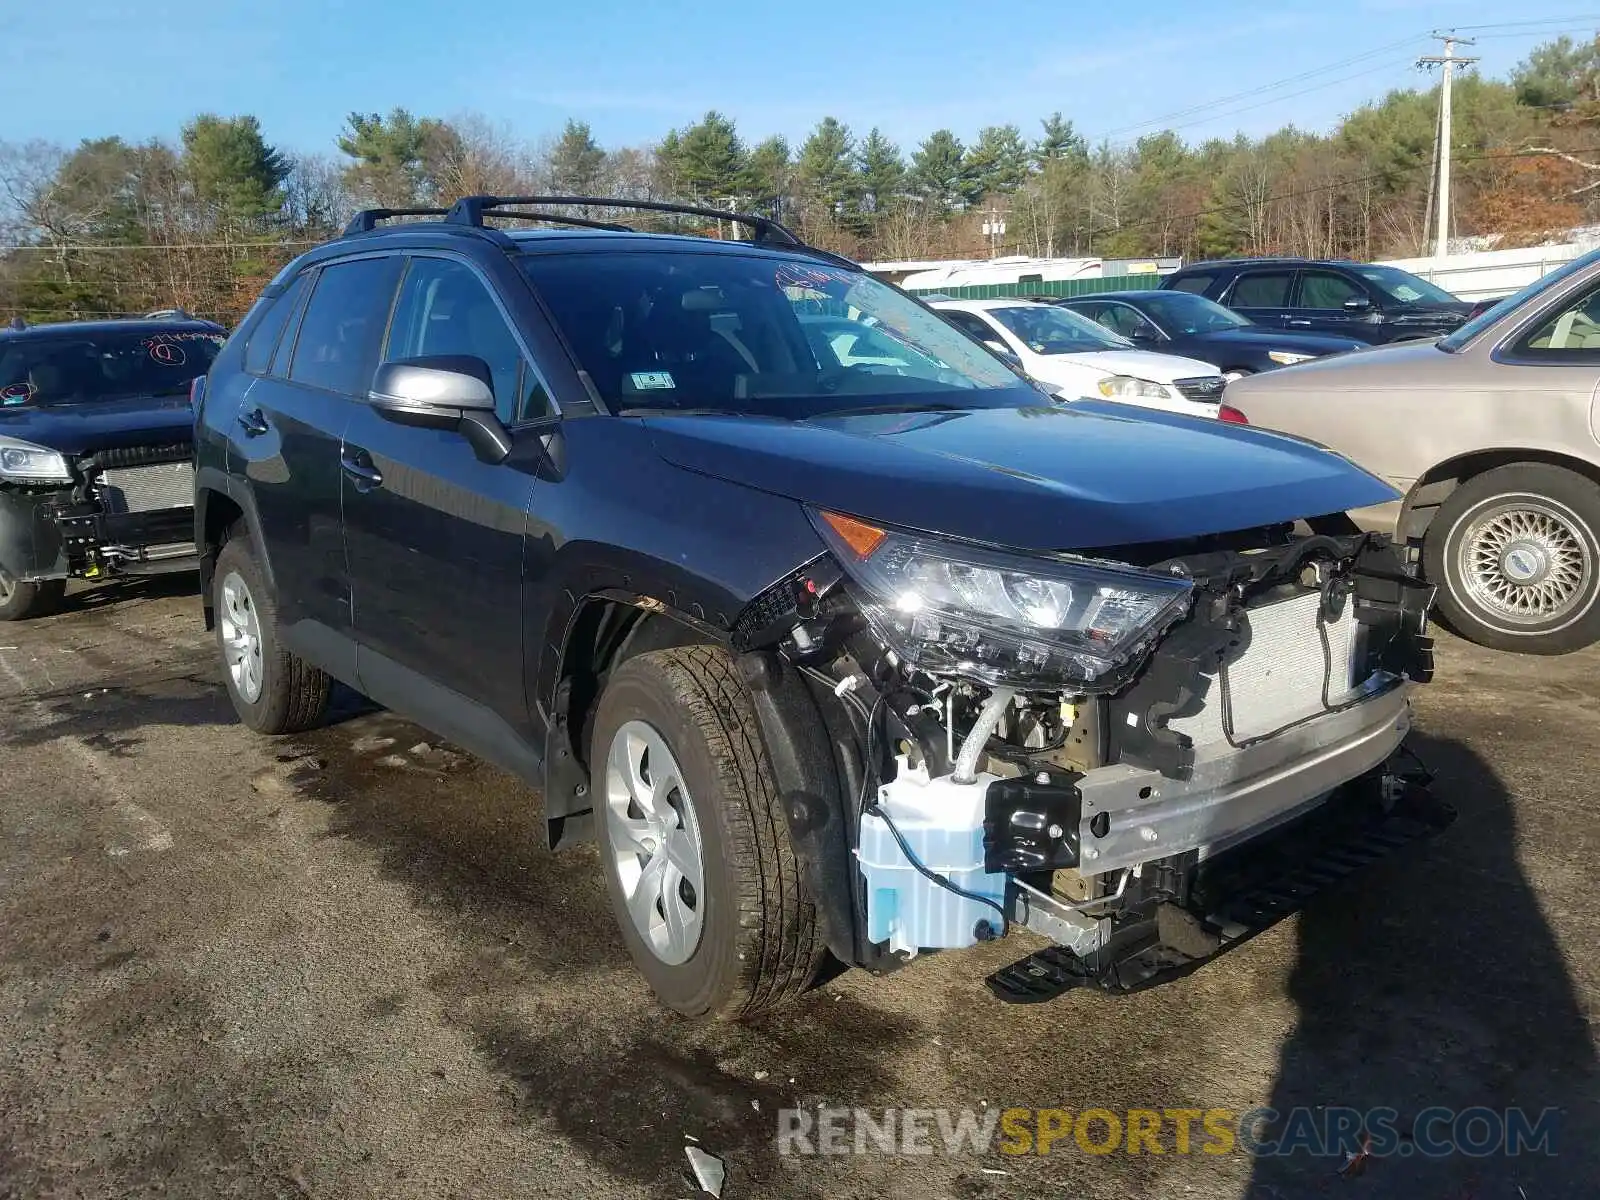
[4,33,1600,325]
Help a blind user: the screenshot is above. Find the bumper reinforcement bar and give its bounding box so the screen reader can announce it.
[984,758,1454,1004]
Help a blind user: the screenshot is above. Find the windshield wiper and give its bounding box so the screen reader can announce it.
[811,401,972,417]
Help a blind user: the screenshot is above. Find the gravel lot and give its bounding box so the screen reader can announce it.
[1,576,1596,1199]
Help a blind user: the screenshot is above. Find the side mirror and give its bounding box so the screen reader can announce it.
[1127,327,1156,342]
[1342,295,1373,312]
[368,355,511,463]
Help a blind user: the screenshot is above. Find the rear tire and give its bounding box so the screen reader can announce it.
[0,569,65,622]
[214,535,331,733]
[590,645,826,1018]
[1425,463,1600,654]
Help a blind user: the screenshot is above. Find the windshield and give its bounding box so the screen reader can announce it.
[987,304,1133,354]
[1352,265,1458,306]
[0,328,222,407]
[518,251,1027,417]
[1130,291,1251,334]
[1438,249,1600,353]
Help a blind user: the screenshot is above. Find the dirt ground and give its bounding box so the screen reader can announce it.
[1,575,1595,1199]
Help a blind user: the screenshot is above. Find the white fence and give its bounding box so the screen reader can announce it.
[1378,242,1598,301]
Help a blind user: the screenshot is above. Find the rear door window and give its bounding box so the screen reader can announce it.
[1228,272,1295,307]
[1508,281,1600,360]
[1167,272,1216,295]
[243,273,309,375]
[288,257,404,395]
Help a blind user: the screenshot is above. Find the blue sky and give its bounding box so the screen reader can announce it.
[2,1,1594,157]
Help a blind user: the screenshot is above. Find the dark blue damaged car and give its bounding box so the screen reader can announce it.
[195,197,1448,1016]
[0,315,223,620]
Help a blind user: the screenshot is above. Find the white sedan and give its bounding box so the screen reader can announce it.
[931,297,1226,417]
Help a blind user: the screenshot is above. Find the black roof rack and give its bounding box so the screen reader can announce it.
[461,210,635,233]
[343,207,451,236]
[445,195,804,248]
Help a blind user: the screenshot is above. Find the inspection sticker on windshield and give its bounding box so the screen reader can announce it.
[630,371,676,390]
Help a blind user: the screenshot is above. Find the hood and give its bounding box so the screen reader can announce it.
[1041,348,1220,382]
[1194,328,1365,354]
[1227,338,1449,393]
[1389,301,1473,327]
[0,393,195,456]
[643,403,1397,552]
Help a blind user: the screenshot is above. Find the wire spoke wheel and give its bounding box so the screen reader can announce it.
[1458,499,1593,626]
[603,719,706,967]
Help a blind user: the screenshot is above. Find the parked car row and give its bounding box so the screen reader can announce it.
[4,200,1452,1020]
[0,215,1521,1023]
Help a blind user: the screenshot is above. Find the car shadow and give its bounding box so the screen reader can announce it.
[1244,729,1598,1198]
[63,570,200,613]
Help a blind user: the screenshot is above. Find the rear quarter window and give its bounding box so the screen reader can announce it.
[243,273,309,376]
[1167,273,1216,295]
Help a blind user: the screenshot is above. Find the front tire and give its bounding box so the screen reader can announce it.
[1425,463,1600,654]
[590,646,826,1018]
[0,567,65,622]
[214,535,331,733]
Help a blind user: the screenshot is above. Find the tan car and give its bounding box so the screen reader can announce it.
[1224,247,1600,655]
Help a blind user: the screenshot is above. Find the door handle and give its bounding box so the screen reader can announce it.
[1287,319,1313,327]
[237,407,269,437]
[340,450,384,491]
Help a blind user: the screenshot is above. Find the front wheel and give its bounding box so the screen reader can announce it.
[590,645,826,1018]
[1426,463,1600,654]
[213,535,331,733]
[0,566,65,622]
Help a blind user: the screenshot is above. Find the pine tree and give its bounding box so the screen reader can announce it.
[908,130,973,213]
[670,111,748,201]
[857,128,905,214]
[181,115,288,227]
[967,125,1029,196]
[796,117,860,219]
[548,120,608,195]
[1034,113,1088,170]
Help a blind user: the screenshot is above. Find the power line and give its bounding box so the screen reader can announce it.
[1098,35,1423,141]
[0,239,320,253]
[1080,144,1600,240]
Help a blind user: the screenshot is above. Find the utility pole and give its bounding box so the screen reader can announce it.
[1418,31,1479,259]
[981,206,1006,259]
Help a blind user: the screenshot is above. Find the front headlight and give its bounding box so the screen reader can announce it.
[0,436,71,484]
[1267,350,1315,366]
[1096,375,1172,401]
[812,510,1194,690]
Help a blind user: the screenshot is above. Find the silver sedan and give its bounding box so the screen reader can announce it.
[1224,248,1600,655]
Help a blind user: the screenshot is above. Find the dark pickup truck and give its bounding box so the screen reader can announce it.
[0,316,223,620]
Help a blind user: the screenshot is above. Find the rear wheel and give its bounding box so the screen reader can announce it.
[591,645,826,1017]
[1426,463,1600,654]
[0,567,65,622]
[214,535,331,733]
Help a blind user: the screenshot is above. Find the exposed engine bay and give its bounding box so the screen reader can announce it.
[734,511,1451,1003]
[0,443,197,585]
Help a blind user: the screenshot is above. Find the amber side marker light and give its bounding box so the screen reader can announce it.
[820,510,887,559]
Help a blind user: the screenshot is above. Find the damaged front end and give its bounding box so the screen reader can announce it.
[0,440,197,586]
[736,508,1452,1004]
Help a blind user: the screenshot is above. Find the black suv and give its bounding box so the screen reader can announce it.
[197,197,1442,1016]
[1160,257,1475,344]
[0,314,224,620]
